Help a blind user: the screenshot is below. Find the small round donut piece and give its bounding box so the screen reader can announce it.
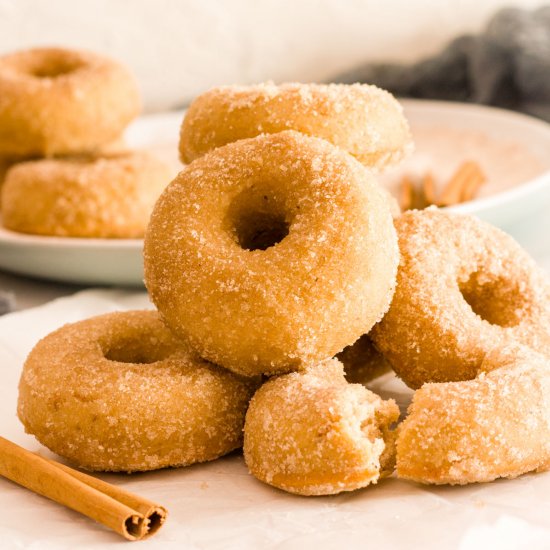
[397,344,550,484]
[179,82,412,170]
[371,208,550,389]
[2,151,172,238]
[337,334,392,385]
[243,359,399,496]
[0,47,141,156]
[17,310,259,472]
[145,130,399,377]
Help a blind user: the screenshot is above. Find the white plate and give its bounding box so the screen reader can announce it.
[1,101,550,286]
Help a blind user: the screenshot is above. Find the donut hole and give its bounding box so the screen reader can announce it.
[27,56,83,79]
[226,188,290,251]
[104,338,174,364]
[459,273,527,327]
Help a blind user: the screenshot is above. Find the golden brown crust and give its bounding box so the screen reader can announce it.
[17,310,259,472]
[0,47,141,156]
[396,344,550,484]
[243,360,399,495]
[2,151,172,238]
[145,131,399,377]
[179,82,412,169]
[371,208,550,389]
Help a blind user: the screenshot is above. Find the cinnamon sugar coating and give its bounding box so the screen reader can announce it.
[371,208,550,389]
[2,151,172,238]
[144,131,399,377]
[0,47,141,156]
[17,311,259,472]
[179,82,412,170]
[243,359,399,495]
[397,344,550,484]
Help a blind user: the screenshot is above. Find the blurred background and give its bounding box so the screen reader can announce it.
[0,0,547,111]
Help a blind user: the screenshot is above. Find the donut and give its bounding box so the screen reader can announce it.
[2,151,172,238]
[337,334,392,385]
[370,208,550,389]
[17,310,259,472]
[179,82,412,170]
[144,130,399,377]
[243,359,399,495]
[397,344,550,484]
[0,47,140,156]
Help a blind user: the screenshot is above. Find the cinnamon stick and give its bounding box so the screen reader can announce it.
[0,436,167,541]
[438,161,480,206]
[399,175,414,211]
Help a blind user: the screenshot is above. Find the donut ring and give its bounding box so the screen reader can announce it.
[397,344,550,484]
[179,82,412,170]
[337,334,392,385]
[2,151,172,238]
[243,359,399,495]
[145,130,399,377]
[371,208,550,389]
[0,47,141,156]
[17,310,259,472]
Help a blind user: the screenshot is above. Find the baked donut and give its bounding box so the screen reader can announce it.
[0,47,140,156]
[145,130,399,377]
[371,208,550,389]
[179,82,412,170]
[397,344,550,484]
[2,151,172,238]
[17,310,259,472]
[337,334,392,385]
[243,359,399,495]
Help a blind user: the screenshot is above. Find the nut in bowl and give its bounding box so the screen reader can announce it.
[384,99,550,230]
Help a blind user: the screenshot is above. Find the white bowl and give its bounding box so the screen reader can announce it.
[1,101,549,286]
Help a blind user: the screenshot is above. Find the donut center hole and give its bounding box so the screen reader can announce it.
[104,340,173,364]
[459,274,527,327]
[29,58,82,78]
[227,189,290,251]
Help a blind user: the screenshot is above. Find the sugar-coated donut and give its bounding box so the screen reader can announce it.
[145,130,399,377]
[17,310,259,472]
[0,47,140,156]
[2,151,172,238]
[180,82,412,170]
[243,359,399,496]
[371,208,550,389]
[337,334,392,385]
[397,344,550,484]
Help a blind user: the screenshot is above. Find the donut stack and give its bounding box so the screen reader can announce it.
[0,47,172,238]
[18,82,550,496]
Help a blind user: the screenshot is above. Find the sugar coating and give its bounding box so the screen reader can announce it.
[17,310,259,472]
[397,343,550,484]
[371,208,550,389]
[337,333,392,384]
[179,82,413,170]
[144,130,399,377]
[2,151,173,238]
[0,47,141,156]
[243,359,399,496]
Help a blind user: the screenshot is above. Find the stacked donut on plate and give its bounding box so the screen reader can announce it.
[18,82,550,496]
[0,47,172,237]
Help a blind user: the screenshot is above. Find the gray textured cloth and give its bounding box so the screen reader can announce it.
[335,6,550,121]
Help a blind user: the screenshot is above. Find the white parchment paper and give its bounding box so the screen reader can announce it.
[1,288,549,549]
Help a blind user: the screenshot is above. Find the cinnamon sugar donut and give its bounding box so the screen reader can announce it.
[180,82,412,170]
[0,47,140,156]
[243,359,399,495]
[17,310,259,472]
[397,344,550,484]
[2,151,172,238]
[371,208,550,389]
[145,131,399,377]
